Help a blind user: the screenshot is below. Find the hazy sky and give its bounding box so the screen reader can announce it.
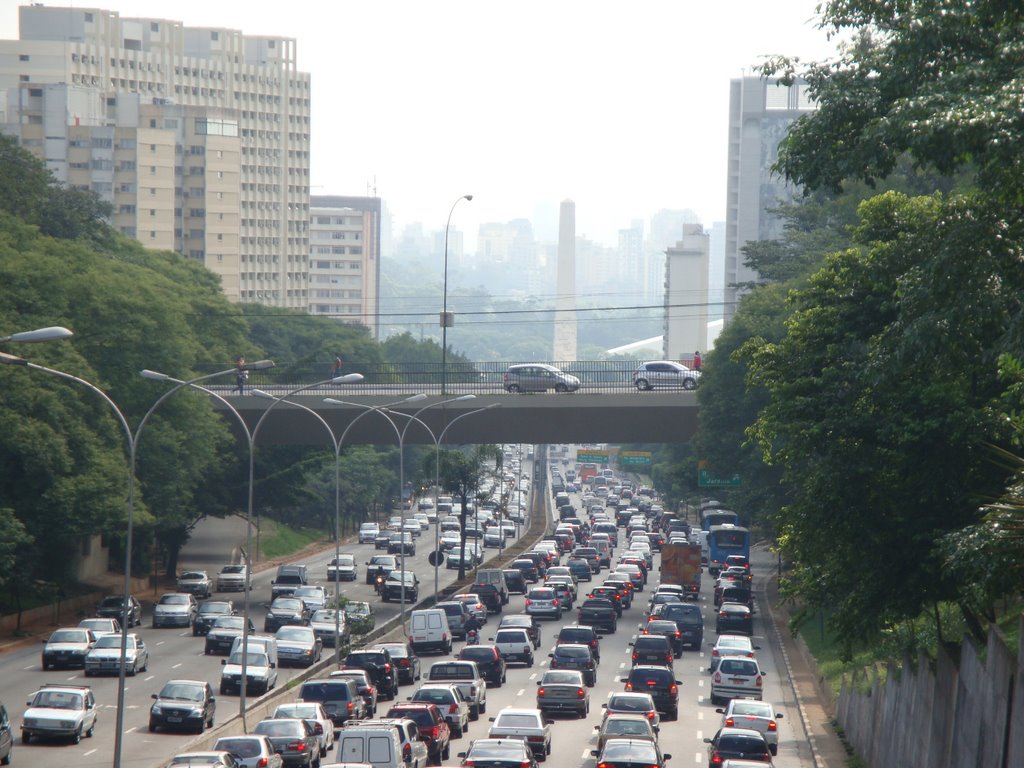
[1,1,840,248]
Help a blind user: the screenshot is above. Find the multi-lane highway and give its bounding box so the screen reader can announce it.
[0,452,816,768]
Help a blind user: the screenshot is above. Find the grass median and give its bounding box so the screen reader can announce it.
[258,519,328,560]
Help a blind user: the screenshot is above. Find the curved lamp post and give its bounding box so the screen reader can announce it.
[440,193,473,396]
[2,345,271,767]
[256,390,422,663]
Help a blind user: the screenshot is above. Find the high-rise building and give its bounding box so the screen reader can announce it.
[0,5,311,308]
[309,196,381,338]
[723,76,815,321]
[663,223,709,361]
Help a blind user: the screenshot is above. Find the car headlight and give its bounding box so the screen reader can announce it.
[150,706,162,715]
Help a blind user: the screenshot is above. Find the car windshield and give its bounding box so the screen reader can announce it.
[272,599,302,610]
[542,671,580,684]
[606,719,653,737]
[99,596,126,608]
[200,603,231,614]
[214,738,263,758]
[334,556,355,565]
[601,742,657,761]
[494,713,541,728]
[160,595,189,605]
[212,616,245,629]
[277,704,318,719]
[720,659,758,675]
[609,695,652,712]
[412,689,452,704]
[94,635,133,649]
[389,708,433,726]
[469,742,527,759]
[556,646,589,658]
[731,701,773,716]
[159,683,205,701]
[346,603,370,616]
[229,651,269,667]
[180,572,205,580]
[50,629,89,643]
[277,627,312,641]
[32,691,83,709]
[254,721,302,737]
[221,565,244,574]
[79,619,114,630]
[311,610,338,622]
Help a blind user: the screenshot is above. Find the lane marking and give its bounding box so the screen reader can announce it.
[126,726,137,733]
[144,675,155,682]
[84,749,98,756]
[697,711,703,720]
[517,689,525,696]
[581,749,591,759]
[23,665,34,671]
[172,663,182,669]
[528,673,537,680]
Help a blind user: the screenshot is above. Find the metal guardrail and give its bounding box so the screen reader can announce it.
[200,360,698,395]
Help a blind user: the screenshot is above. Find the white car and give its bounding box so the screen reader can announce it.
[177,570,213,599]
[358,522,380,544]
[153,593,198,628]
[272,702,334,757]
[22,685,98,744]
[213,735,284,768]
[717,698,783,755]
[409,684,471,738]
[486,707,552,760]
[326,554,358,582]
[709,634,760,674]
[710,655,765,705]
[77,617,121,637]
[84,633,149,676]
[220,649,278,695]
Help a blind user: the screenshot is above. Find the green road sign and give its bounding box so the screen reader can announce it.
[698,469,741,487]
[577,450,609,464]
[620,451,652,466]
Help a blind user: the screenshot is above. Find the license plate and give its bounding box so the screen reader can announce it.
[167,716,182,723]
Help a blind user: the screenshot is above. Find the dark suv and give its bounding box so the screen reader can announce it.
[556,625,602,663]
[457,644,507,687]
[149,679,216,733]
[630,635,674,669]
[343,649,398,700]
[502,569,528,595]
[654,602,704,650]
[95,594,143,627]
[471,583,503,614]
[622,665,682,720]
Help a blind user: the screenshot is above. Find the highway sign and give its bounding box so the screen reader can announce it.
[620,451,652,466]
[698,469,741,487]
[577,450,609,464]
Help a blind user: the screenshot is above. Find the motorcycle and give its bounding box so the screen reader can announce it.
[466,628,479,646]
[374,574,385,595]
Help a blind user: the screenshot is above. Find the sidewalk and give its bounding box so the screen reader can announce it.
[761,566,853,768]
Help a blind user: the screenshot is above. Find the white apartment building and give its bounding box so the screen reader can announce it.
[663,223,709,361]
[309,195,381,339]
[723,76,815,321]
[0,4,311,308]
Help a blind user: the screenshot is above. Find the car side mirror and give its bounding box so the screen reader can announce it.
[221,659,227,665]
[151,694,159,700]
[674,680,682,685]
[593,724,600,730]
[703,738,712,744]
[776,712,784,718]
[487,716,495,722]
[601,703,607,709]
[590,751,600,757]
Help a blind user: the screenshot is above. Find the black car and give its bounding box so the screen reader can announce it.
[622,665,681,720]
[95,594,143,627]
[471,583,503,614]
[343,649,398,700]
[641,619,684,657]
[193,600,235,636]
[716,602,754,636]
[509,559,540,583]
[704,726,772,765]
[588,587,624,617]
[204,615,255,655]
[374,641,420,685]
[149,679,216,733]
[577,598,618,633]
[457,644,507,687]
[263,596,310,633]
[654,602,704,650]
[556,624,602,663]
[373,530,392,550]
[630,635,674,669]
[591,738,671,768]
[548,643,597,686]
[381,572,419,603]
[502,569,528,594]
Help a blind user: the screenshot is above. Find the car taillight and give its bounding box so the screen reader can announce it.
[449,704,458,714]
[347,701,353,711]
[525,598,532,605]
[665,654,672,662]
[289,741,307,752]
[367,686,375,694]
[537,686,546,697]
[724,716,735,727]
[403,744,411,758]
[669,683,678,696]
[624,681,633,690]
[756,675,763,687]
[632,652,639,661]
[553,599,560,606]
[645,710,656,720]
[710,751,723,765]
[442,632,448,641]
[577,688,586,699]
[674,630,681,637]
[257,759,269,768]
[713,672,722,683]
[641,629,650,635]
[520,762,531,768]
[767,720,777,731]
[384,663,392,672]
[399,658,410,667]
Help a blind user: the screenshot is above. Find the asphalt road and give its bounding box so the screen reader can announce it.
[0,460,534,768]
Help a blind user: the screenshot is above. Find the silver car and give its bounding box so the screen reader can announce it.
[177,570,213,599]
[213,734,284,768]
[486,707,552,759]
[504,364,580,393]
[275,625,322,668]
[632,360,701,391]
[85,633,149,676]
[153,593,198,628]
[310,609,348,648]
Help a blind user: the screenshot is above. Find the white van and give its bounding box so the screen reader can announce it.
[335,724,406,768]
[408,609,451,655]
[230,634,279,668]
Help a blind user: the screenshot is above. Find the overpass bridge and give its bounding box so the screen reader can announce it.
[208,360,700,446]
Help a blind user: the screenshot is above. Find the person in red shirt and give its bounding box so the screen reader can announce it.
[693,351,702,371]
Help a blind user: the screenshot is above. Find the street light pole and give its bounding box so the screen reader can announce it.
[146,371,360,725]
[1,347,267,768]
[440,193,473,396]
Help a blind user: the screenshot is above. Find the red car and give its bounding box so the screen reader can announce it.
[384,702,451,764]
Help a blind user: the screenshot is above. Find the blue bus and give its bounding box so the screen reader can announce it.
[701,509,741,532]
[707,523,750,576]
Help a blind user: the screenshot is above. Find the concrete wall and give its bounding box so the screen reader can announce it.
[837,615,1024,768]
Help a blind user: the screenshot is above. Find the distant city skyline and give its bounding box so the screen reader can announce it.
[0,1,839,250]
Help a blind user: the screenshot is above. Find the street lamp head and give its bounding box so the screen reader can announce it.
[0,326,74,344]
[464,194,473,202]
[246,359,276,370]
[454,394,476,402]
[322,397,347,406]
[332,373,364,384]
[0,351,28,366]
[140,369,169,381]
[252,389,276,400]
[404,394,428,403]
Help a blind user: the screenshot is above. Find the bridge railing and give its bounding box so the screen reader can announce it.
[201,360,699,395]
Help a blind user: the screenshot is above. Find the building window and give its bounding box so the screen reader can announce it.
[151,22,159,32]
[19,54,29,62]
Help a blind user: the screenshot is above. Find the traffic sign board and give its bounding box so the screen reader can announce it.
[620,451,652,466]
[577,450,609,464]
[698,469,741,487]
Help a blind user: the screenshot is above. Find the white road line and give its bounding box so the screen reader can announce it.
[144,675,155,681]
[23,665,34,670]
[126,726,137,733]
[581,749,591,759]
[84,749,98,756]
[66,675,78,681]
[172,663,182,669]
[156,641,166,646]
[517,689,525,696]
[618,662,625,669]
[696,730,703,739]
[528,673,537,680]
[697,711,703,720]
[697,679,704,688]
[694,751,702,763]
